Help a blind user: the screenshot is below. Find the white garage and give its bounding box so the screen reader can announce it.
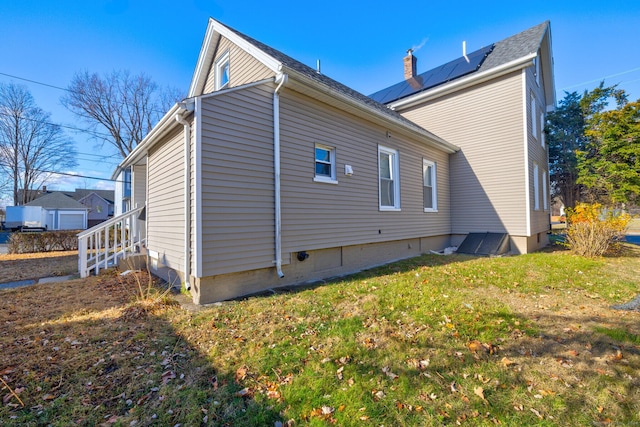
[25,192,88,230]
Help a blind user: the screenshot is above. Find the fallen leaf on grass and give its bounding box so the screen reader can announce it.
[530,408,543,419]
[236,366,248,381]
[235,387,252,397]
[474,386,486,401]
[42,394,56,401]
[161,370,176,384]
[610,350,623,361]
[382,366,398,380]
[501,357,516,367]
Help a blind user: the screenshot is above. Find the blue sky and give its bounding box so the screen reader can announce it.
[1,0,639,204]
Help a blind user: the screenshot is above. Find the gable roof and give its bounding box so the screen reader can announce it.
[373,21,553,107]
[369,45,494,104]
[25,192,87,210]
[479,21,549,72]
[187,18,458,154]
[67,189,114,203]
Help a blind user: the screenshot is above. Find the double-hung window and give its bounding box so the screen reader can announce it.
[215,51,230,90]
[314,144,337,183]
[379,146,400,210]
[423,159,437,212]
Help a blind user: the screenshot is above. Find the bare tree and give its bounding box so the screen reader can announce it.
[0,83,77,205]
[61,70,183,158]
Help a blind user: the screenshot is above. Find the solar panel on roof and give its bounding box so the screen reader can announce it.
[369,44,494,105]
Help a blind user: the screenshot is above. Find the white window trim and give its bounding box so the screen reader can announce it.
[542,170,548,211]
[531,92,537,140]
[423,159,438,212]
[533,162,540,211]
[215,50,230,90]
[378,145,400,211]
[313,143,338,184]
[540,110,545,148]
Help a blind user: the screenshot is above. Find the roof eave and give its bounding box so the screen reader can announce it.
[188,18,282,98]
[283,68,459,154]
[111,103,182,180]
[390,53,537,111]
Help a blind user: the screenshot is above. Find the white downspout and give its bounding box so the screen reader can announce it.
[273,72,288,278]
[175,101,194,290]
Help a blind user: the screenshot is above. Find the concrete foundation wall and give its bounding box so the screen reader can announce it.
[452,233,549,255]
[190,234,450,304]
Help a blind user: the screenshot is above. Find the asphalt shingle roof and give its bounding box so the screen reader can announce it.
[223,24,436,136]
[369,21,550,105]
[25,192,87,210]
[478,21,549,72]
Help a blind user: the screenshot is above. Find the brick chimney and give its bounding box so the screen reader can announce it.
[404,49,417,80]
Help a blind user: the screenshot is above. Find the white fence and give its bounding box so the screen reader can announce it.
[78,205,145,278]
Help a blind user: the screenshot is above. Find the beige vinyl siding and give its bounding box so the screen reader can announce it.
[279,89,451,252]
[401,71,527,236]
[132,164,146,209]
[147,127,185,272]
[203,36,274,94]
[526,65,551,234]
[199,84,276,276]
[132,163,147,240]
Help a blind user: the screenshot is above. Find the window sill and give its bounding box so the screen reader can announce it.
[424,208,438,213]
[313,177,338,185]
[379,207,401,212]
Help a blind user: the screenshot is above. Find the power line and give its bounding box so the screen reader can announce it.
[0,70,176,115]
[0,72,72,93]
[0,110,113,139]
[35,169,123,183]
[562,66,640,91]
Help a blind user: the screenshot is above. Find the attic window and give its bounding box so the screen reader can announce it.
[215,51,230,90]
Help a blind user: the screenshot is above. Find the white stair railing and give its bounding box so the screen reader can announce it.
[78,205,146,278]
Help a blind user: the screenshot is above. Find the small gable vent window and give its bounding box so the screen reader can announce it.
[215,51,230,90]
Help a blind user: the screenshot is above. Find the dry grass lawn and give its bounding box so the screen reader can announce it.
[0,251,78,282]
[1,246,639,426]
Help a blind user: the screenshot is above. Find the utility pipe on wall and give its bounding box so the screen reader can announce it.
[175,101,194,290]
[273,72,288,278]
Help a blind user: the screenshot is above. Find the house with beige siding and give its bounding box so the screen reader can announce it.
[84,18,554,304]
[371,21,555,253]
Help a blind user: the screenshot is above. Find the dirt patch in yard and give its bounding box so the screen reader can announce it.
[0,251,78,283]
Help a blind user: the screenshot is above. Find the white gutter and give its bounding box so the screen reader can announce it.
[111,103,181,180]
[390,52,538,111]
[273,72,288,278]
[175,100,195,290]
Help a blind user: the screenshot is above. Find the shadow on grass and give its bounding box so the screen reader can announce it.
[0,275,284,426]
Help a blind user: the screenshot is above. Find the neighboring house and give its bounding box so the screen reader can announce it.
[371,21,555,253]
[25,192,88,230]
[19,187,115,227]
[99,18,554,304]
[76,192,114,228]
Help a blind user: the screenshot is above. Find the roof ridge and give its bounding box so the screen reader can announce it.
[219,20,440,138]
